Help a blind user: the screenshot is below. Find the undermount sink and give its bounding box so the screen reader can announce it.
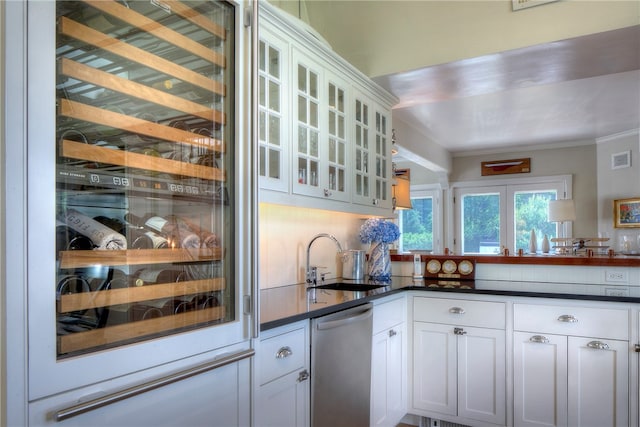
[312,283,387,292]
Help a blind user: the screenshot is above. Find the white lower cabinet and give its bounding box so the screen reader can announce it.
[513,302,630,427]
[412,296,506,426]
[28,346,252,426]
[371,296,407,427]
[256,320,310,427]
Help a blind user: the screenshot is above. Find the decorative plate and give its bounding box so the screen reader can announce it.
[442,260,457,274]
[458,260,474,275]
[426,259,441,274]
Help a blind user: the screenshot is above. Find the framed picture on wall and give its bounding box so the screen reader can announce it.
[613,198,640,228]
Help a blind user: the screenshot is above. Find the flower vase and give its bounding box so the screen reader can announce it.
[368,241,391,281]
[528,229,537,254]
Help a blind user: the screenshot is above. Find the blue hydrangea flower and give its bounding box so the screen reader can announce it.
[359,218,400,244]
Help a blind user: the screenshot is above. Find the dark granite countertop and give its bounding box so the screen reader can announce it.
[259,276,640,331]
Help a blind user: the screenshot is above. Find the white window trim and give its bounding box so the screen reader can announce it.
[399,184,443,253]
[449,174,573,254]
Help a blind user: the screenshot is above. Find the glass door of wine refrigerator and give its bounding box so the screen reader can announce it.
[27,0,252,399]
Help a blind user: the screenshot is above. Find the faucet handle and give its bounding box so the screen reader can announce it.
[307,266,318,284]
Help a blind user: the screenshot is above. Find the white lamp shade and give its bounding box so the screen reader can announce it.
[548,199,576,222]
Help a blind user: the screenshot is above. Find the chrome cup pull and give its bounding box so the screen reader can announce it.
[529,335,550,344]
[388,329,397,337]
[557,314,578,323]
[587,341,610,350]
[449,307,466,315]
[275,346,293,359]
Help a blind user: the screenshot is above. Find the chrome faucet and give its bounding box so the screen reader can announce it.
[306,233,343,285]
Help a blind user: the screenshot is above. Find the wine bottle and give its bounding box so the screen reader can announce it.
[142,297,193,316]
[126,213,173,235]
[56,275,91,296]
[125,213,200,249]
[199,294,219,309]
[94,216,154,250]
[143,230,169,249]
[171,216,219,248]
[89,268,131,291]
[56,221,94,255]
[134,305,164,321]
[61,209,127,250]
[133,267,188,287]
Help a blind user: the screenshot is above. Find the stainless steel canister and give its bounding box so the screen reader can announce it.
[341,249,366,280]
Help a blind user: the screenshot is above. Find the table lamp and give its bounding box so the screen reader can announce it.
[548,199,576,239]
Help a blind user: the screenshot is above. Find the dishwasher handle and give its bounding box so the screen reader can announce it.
[315,304,373,331]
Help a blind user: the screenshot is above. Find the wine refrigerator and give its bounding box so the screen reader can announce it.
[4,0,256,422]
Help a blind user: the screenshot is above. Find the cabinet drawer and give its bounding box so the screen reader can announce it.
[259,327,306,385]
[373,296,406,335]
[513,303,629,340]
[413,297,505,329]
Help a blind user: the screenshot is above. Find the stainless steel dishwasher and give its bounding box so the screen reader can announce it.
[311,303,373,427]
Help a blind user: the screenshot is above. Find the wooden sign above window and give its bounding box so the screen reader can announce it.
[481,158,531,176]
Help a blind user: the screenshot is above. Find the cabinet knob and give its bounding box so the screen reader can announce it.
[275,346,293,359]
[449,307,466,315]
[557,314,578,323]
[297,369,310,382]
[324,189,331,197]
[454,327,466,335]
[388,329,397,337]
[529,335,550,344]
[372,199,379,205]
[586,341,610,351]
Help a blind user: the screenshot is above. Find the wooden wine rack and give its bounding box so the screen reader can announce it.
[59,247,224,269]
[55,0,235,356]
[61,139,225,181]
[58,306,226,354]
[58,277,225,312]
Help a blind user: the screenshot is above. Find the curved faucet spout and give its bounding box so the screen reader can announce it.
[306,233,344,285]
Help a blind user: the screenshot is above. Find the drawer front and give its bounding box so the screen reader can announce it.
[373,296,406,334]
[259,327,306,385]
[413,297,505,329]
[514,303,629,340]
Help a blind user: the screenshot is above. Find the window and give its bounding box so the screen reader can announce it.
[398,186,441,253]
[453,176,571,254]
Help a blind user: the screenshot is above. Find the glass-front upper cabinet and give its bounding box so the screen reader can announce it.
[353,93,371,205]
[353,90,391,209]
[325,72,350,202]
[292,48,322,197]
[374,109,390,205]
[258,26,289,193]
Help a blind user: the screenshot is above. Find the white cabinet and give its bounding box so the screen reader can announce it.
[371,296,407,427]
[258,2,396,215]
[28,345,252,426]
[324,70,350,202]
[352,91,392,210]
[513,302,630,427]
[258,25,289,193]
[256,320,310,427]
[412,296,506,426]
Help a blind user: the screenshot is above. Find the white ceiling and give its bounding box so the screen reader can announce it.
[373,25,640,156]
